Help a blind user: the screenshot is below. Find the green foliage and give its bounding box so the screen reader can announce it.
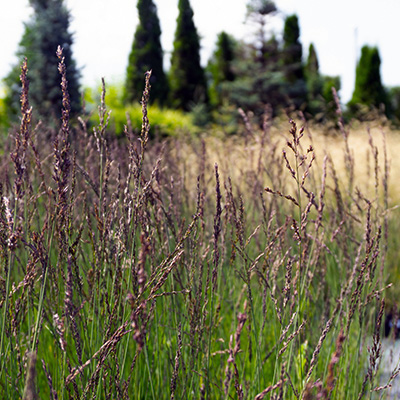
[125,0,168,106]
[169,0,208,111]
[4,0,80,122]
[388,86,400,123]
[322,76,341,104]
[3,55,24,124]
[348,45,388,116]
[227,10,308,117]
[207,32,237,107]
[0,95,9,132]
[86,82,194,137]
[210,102,241,135]
[304,43,341,121]
[123,105,194,137]
[226,47,286,117]
[321,75,341,119]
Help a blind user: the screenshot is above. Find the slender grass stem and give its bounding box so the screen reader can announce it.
[144,339,156,400]
[0,253,12,375]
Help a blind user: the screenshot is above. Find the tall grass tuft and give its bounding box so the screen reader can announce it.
[0,52,397,399]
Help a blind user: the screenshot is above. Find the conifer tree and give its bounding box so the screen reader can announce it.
[169,0,207,110]
[222,0,284,119]
[125,0,168,105]
[282,14,303,76]
[246,0,277,65]
[305,43,323,115]
[207,32,236,107]
[305,43,319,78]
[349,45,388,113]
[4,0,80,122]
[282,14,307,108]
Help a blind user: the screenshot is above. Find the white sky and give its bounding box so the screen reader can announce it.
[1,0,400,103]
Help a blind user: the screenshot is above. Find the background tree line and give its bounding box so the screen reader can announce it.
[2,0,400,130]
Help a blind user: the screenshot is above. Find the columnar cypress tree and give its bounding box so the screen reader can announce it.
[349,45,387,112]
[305,43,319,78]
[125,0,168,105]
[4,0,80,122]
[169,0,207,111]
[282,14,306,108]
[207,32,236,107]
[282,14,303,77]
[305,43,323,115]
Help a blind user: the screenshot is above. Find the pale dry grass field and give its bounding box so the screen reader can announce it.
[172,117,400,209]
[312,124,400,204]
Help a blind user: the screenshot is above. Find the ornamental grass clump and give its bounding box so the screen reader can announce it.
[0,50,398,399]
